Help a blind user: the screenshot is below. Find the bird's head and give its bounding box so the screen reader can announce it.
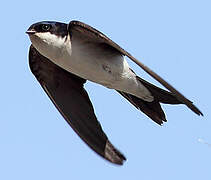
[26,21,69,60]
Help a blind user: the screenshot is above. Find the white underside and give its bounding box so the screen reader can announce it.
[29,32,154,102]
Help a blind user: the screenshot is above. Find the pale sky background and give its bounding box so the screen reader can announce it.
[1,0,211,179]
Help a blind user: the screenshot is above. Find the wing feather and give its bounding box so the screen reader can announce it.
[29,45,126,165]
[68,20,203,116]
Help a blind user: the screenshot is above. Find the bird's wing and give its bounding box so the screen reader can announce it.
[68,20,203,116]
[29,45,126,165]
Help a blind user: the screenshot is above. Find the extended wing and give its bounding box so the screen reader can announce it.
[29,45,126,165]
[68,20,203,116]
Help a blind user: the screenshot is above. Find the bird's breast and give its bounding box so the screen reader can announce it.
[58,40,128,88]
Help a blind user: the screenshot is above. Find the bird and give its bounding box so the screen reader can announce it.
[26,20,203,165]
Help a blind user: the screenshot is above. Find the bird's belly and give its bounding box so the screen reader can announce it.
[58,49,128,88]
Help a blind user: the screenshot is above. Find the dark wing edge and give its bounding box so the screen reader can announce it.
[68,20,203,116]
[28,45,126,165]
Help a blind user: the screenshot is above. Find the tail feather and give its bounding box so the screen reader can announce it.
[136,76,182,104]
[118,91,166,125]
[117,76,184,125]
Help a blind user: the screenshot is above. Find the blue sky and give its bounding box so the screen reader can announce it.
[1,0,211,179]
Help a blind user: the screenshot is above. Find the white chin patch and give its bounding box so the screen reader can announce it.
[35,32,62,45]
[29,32,67,60]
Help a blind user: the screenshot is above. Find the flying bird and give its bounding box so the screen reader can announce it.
[26,20,203,165]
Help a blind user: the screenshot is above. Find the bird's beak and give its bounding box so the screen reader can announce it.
[26,29,36,35]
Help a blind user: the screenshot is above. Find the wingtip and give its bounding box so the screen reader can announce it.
[187,102,203,117]
[196,106,204,116]
[198,111,204,116]
[197,110,204,116]
[104,140,126,165]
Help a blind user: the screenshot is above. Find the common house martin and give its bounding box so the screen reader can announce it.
[26,20,203,165]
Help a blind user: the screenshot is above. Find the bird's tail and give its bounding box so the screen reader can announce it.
[117,76,183,125]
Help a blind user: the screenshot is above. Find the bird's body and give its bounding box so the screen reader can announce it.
[29,23,153,101]
[26,20,203,165]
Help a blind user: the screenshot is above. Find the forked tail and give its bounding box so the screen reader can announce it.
[117,76,184,125]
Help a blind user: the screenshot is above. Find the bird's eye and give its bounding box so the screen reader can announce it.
[42,24,51,31]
